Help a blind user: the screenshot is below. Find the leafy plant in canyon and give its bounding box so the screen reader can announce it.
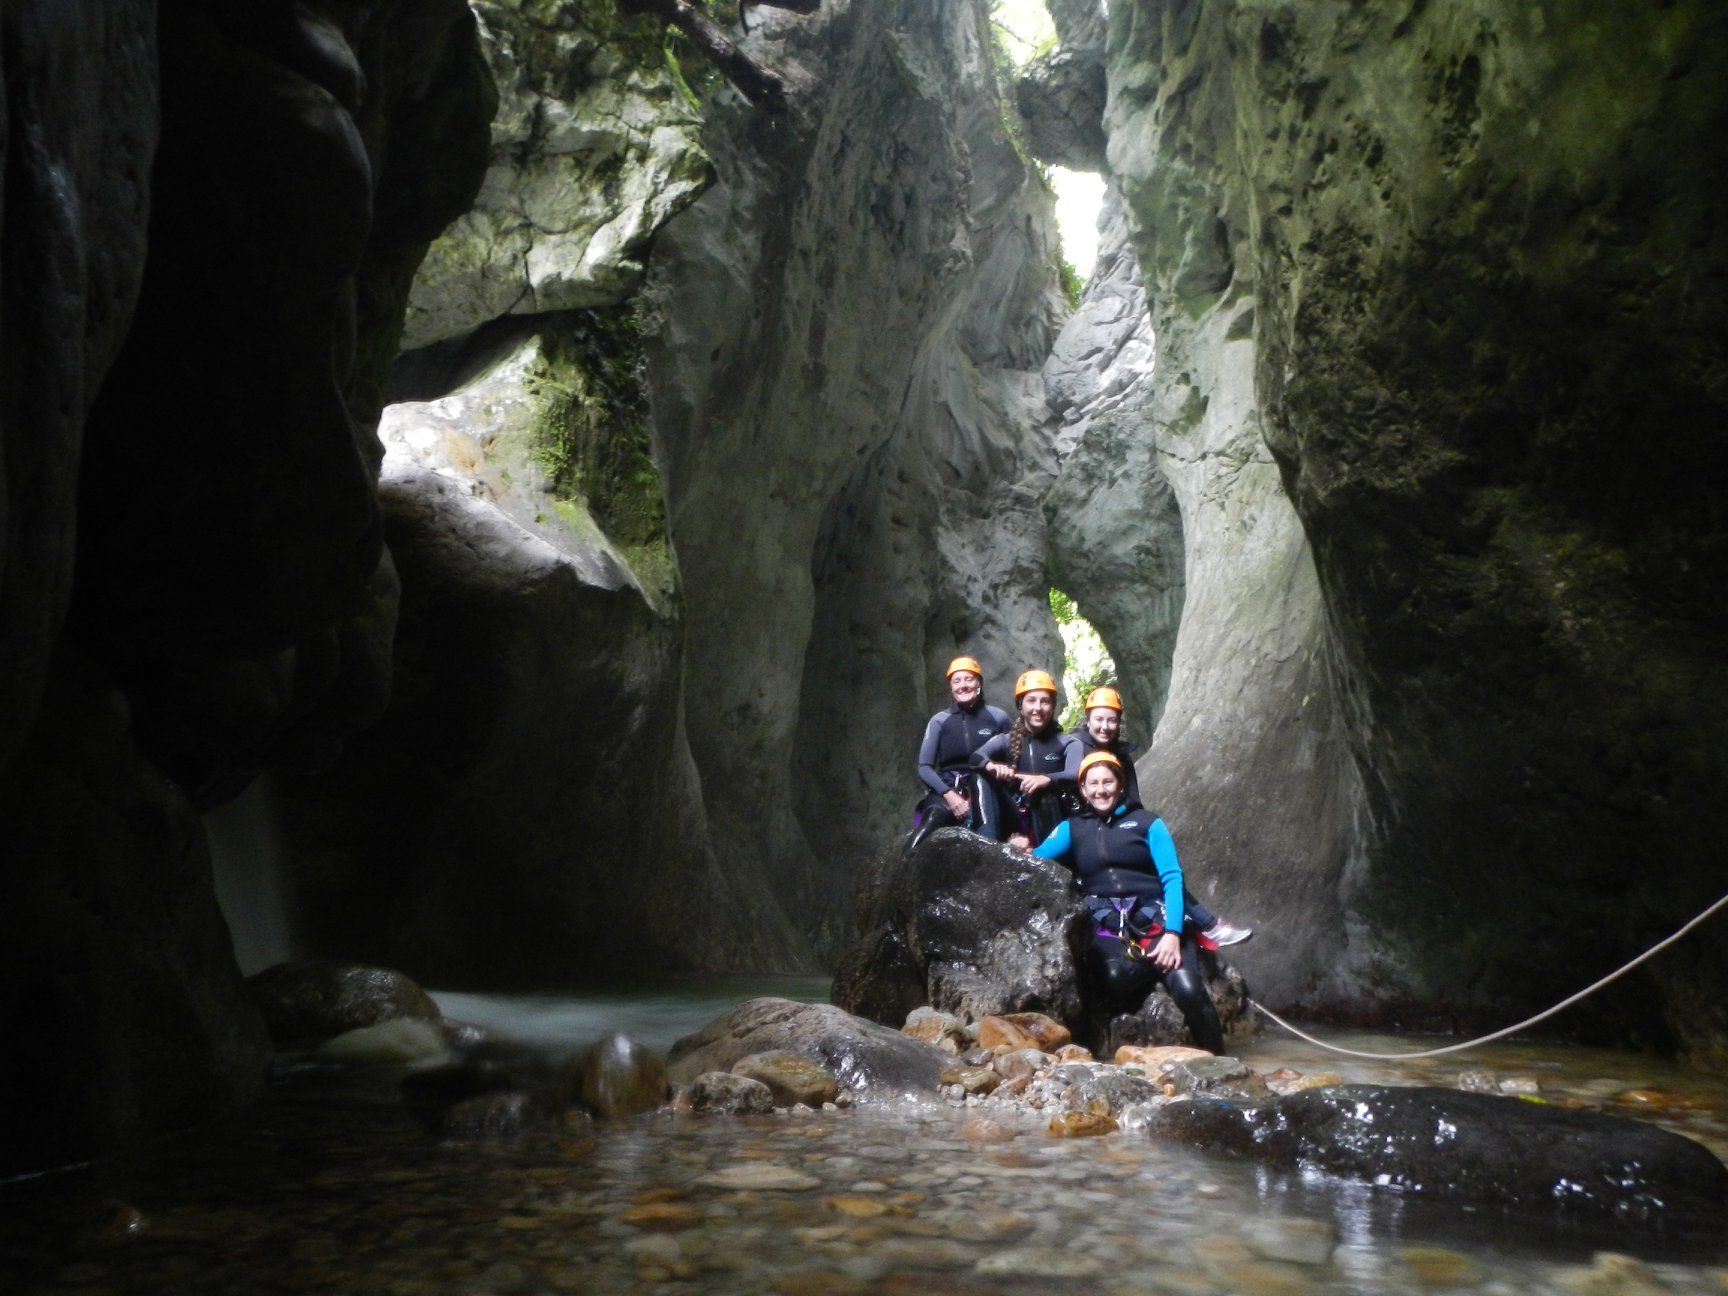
[1050,587,1116,730]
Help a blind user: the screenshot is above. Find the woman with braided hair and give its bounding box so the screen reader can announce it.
[970,669,1076,849]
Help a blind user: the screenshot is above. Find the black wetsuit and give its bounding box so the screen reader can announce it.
[1036,805,1224,1054]
[908,700,1013,850]
[972,724,1076,846]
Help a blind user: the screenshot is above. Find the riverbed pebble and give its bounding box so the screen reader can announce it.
[977,1012,1071,1055]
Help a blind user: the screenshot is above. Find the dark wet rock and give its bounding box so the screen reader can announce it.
[438,1091,556,1139]
[1101,961,1253,1055]
[1147,1085,1728,1228]
[560,1034,669,1120]
[247,962,440,1044]
[834,830,1088,1027]
[1166,1057,1270,1104]
[679,1072,776,1116]
[667,998,947,1103]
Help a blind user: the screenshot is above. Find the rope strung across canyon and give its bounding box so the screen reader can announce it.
[1246,889,1728,1061]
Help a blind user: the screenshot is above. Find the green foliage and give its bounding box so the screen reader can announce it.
[1049,588,1117,730]
[527,308,674,598]
[1057,255,1085,308]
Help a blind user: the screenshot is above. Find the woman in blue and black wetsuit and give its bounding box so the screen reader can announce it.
[1065,686,1252,948]
[1034,749,1225,1054]
[907,655,1013,853]
[973,669,1077,850]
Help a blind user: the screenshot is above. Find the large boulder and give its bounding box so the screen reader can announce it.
[666,998,947,1103]
[248,961,440,1044]
[833,830,1089,1027]
[1149,1084,1728,1230]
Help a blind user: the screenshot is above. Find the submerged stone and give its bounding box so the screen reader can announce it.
[1147,1084,1728,1227]
[680,1071,775,1116]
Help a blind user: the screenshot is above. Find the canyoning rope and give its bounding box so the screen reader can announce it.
[1246,889,1728,1061]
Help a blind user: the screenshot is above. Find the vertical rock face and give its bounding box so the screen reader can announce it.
[1105,0,1728,1052]
[1043,175,1365,1008]
[0,0,493,1172]
[642,0,1068,952]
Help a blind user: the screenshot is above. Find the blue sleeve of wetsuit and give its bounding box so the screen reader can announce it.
[1148,818,1184,933]
[971,731,1010,768]
[916,714,949,795]
[1032,819,1071,861]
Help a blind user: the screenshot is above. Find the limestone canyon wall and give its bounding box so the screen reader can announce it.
[642,0,1069,954]
[1100,0,1728,1056]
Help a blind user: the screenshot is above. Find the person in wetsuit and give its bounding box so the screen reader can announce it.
[907,655,1013,853]
[1034,749,1225,1054]
[1064,687,1252,947]
[972,669,1077,850]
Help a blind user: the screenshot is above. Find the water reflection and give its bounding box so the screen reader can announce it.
[3,985,1726,1295]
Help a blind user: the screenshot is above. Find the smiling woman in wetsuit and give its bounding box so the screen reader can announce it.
[1034,749,1225,1054]
[907,656,1013,853]
[971,669,1077,850]
[1064,687,1252,947]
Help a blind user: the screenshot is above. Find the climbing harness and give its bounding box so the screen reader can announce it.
[1246,889,1728,1061]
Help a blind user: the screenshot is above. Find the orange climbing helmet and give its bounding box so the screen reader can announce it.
[1083,686,1124,713]
[946,655,983,679]
[1014,669,1058,699]
[1077,750,1124,779]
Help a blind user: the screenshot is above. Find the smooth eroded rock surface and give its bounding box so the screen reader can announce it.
[667,998,947,1102]
[1148,1084,1728,1228]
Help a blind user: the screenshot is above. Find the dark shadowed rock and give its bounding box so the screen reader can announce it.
[1148,1084,1728,1229]
[667,998,947,1102]
[834,830,1089,1026]
[248,962,440,1043]
[400,1059,521,1127]
[1016,48,1107,171]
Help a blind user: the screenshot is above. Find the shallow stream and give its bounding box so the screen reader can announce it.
[5,979,1726,1295]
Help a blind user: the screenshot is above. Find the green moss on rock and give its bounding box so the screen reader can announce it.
[526,309,673,598]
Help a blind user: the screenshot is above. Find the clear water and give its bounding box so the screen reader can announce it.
[4,984,1726,1295]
